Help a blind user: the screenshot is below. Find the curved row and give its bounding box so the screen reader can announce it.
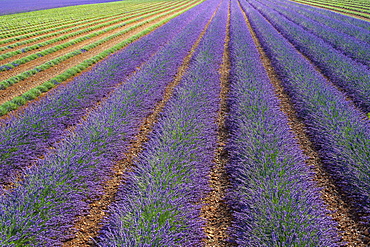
[241,0,370,227]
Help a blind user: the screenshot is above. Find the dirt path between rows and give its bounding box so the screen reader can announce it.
[0,2,152,45]
[292,0,370,22]
[61,2,219,246]
[201,1,234,246]
[0,0,197,106]
[239,0,367,246]
[0,2,167,62]
[0,1,185,81]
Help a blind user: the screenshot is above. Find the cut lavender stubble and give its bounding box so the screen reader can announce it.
[0,1,202,188]
[225,0,339,245]
[240,0,370,228]
[97,0,227,245]
[0,1,217,245]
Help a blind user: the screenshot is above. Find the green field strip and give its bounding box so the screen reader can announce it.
[0,2,160,42]
[0,0,191,74]
[0,2,173,59]
[0,0,203,116]
[0,0,197,89]
[293,0,370,18]
[0,0,148,29]
[0,3,166,51]
[0,3,151,38]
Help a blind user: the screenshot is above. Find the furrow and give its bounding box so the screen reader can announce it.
[201,1,233,246]
[240,0,370,244]
[0,0,199,107]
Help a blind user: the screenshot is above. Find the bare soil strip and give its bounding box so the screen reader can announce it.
[292,0,370,22]
[0,3,166,60]
[239,0,366,246]
[0,1,198,106]
[0,1,185,80]
[62,3,220,246]
[0,2,152,45]
[201,1,234,246]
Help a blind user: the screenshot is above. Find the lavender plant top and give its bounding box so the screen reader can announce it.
[0,0,124,15]
[257,0,370,68]
[0,0,201,188]
[249,0,370,113]
[271,0,370,43]
[226,0,339,245]
[241,0,370,226]
[0,1,215,245]
[97,0,226,244]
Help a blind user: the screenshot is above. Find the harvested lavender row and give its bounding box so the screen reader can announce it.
[97,0,227,245]
[286,0,370,31]
[270,0,370,44]
[226,0,338,245]
[256,0,370,67]
[0,3,203,187]
[240,0,370,226]
[249,0,370,113]
[0,1,218,245]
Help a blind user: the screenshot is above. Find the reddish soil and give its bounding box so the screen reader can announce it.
[0,0,197,106]
[239,0,366,246]
[0,0,186,81]
[0,2,169,63]
[61,1,216,246]
[201,1,234,246]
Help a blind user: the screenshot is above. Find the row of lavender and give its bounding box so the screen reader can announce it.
[0,0,202,188]
[226,0,338,245]
[241,0,370,228]
[256,0,370,67]
[97,0,227,244]
[248,0,370,114]
[0,0,218,244]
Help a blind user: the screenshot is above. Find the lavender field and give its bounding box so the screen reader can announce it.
[0,0,369,246]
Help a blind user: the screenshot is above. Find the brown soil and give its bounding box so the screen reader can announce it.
[293,0,370,22]
[201,1,234,247]
[62,2,218,246]
[239,0,366,246]
[0,0,186,81]
[0,0,197,106]
[0,2,153,46]
[0,2,168,62]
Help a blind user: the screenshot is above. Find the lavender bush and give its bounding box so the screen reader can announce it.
[256,0,370,67]
[0,1,216,245]
[0,1,202,188]
[241,0,370,226]
[248,0,370,113]
[226,0,339,245]
[97,0,226,244]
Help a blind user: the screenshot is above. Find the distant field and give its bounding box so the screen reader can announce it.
[0,0,201,115]
[0,0,128,15]
[291,0,370,19]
